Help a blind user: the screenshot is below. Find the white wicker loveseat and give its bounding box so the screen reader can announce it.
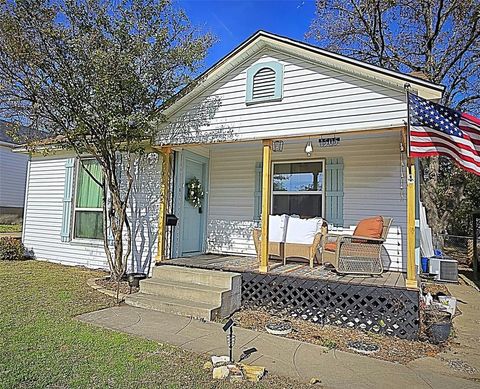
[253,215,328,268]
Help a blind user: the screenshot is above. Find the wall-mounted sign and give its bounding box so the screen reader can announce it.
[318,137,340,147]
[272,140,284,152]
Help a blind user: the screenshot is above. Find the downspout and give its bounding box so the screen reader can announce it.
[21,153,32,243]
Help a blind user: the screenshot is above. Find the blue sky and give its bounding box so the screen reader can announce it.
[177,0,317,69]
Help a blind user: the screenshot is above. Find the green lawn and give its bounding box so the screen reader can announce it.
[0,224,22,233]
[0,261,304,388]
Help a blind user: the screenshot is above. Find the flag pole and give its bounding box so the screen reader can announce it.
[405,85,411,158]
[404,84,417,289]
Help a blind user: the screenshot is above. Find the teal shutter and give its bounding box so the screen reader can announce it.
[325,157,344,227]
[254,162,262,220]
[60,158,75,242]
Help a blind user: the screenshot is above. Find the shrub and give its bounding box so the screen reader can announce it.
[0,224,22,233]
[0,237,26,260]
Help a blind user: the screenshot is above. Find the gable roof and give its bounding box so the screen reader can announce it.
[163,30,444,117]
[0,120,48,147]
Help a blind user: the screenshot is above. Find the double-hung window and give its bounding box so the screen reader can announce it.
[74,159,103,240]
[272,160,324,218]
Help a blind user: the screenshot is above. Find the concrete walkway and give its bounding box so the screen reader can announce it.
[78,283,480,389]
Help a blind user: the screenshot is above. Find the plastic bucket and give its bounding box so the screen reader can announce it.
[421,257,429,273]
[428,322,451,344]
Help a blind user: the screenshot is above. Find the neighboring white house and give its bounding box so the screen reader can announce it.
[0,122,30,221]
[20,31,444,279]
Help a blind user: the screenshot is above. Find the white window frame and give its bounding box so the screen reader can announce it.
[271,158,326,218]
[72,158,104,241]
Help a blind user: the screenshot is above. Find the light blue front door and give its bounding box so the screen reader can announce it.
[181,154,208,255]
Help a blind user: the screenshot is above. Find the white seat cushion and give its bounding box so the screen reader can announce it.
[285,217,323,245]
[268,214,289,243]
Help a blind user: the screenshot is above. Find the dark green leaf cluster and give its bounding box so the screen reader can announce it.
[0,0,213,155]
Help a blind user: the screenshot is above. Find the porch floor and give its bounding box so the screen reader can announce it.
[164,254,407,289]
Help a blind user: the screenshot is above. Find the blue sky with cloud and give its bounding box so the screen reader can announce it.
[177,0,317,69]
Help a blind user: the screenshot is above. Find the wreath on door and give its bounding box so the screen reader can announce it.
[186,177,204,208]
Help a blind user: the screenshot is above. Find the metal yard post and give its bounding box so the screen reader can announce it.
[473,211,479,281]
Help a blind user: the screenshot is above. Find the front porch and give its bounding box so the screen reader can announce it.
[154,128,419,292]
[165,254,407,289]
[162,254,419,339]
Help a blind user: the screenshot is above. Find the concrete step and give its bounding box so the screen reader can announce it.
[153,265,240,290]
[128,266,242,321]
[140,278,228,305]
[124,293,221,321]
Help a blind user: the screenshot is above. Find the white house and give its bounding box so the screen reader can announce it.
[0,122,30,221]
[21,31,444,283]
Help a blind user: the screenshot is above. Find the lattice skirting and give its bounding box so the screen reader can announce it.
[241,272,420,340]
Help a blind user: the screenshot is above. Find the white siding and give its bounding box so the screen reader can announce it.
[0,145,28,208]
[128,153,161,274]
[205,131,407,272]
[23,157,108,269]
[23,154,160,271]
[162,50,407,144]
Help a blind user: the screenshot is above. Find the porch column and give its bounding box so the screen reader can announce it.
[406,159,417,289]
[156,146,172,264]
[260,139,272,273]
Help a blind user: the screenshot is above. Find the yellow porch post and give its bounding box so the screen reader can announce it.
[259,139,272,273]
[406,159,417,289]
[156,147,172,264]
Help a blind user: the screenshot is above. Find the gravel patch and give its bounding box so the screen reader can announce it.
[446,359,477,375]
[347,341,380,355]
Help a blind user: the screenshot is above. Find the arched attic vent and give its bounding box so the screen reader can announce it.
[245,61,284,104]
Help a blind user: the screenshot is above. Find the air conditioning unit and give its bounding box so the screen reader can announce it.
[429,257,458,283]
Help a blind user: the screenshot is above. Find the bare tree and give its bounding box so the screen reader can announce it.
[0,0,213,280]
[309,0,480,244]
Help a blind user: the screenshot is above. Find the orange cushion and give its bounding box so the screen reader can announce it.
[325,242,337,252]
[353,216,384,239]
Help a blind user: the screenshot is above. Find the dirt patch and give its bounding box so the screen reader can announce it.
[95,277,139,295]
[232,308,444,364]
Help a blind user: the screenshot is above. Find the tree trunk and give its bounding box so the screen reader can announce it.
[420,157,466,250]
[101,153,135,283]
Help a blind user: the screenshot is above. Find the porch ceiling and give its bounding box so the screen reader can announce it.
[173,127,402,152]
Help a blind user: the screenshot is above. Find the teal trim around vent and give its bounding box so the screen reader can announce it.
[325,157,344,227]
[60,158,75,242]
[253,161,263,220]
[246,61,284,104]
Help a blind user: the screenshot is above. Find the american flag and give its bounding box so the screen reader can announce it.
[408,93,480,176]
